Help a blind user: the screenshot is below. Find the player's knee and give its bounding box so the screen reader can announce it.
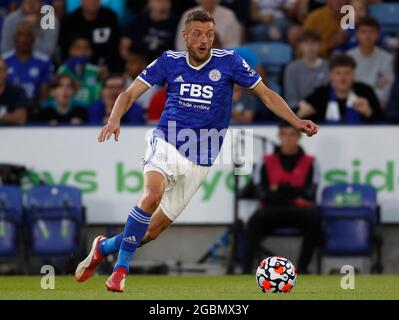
[139,190,163,213]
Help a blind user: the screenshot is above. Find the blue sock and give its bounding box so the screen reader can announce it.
[114,206,151,273]
[98,233,123,256]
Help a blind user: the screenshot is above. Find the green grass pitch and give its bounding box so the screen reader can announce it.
[0,275,398,300]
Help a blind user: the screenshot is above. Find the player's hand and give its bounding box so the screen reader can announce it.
[98,119,121,142]
[295,119,319,137]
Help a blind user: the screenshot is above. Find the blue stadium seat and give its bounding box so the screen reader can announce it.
[0,186,23,257]
[242,42,292,96]
[242,42,292,70]
[370,3,399,35]
[320,184,382,272]
[25,185,83,257]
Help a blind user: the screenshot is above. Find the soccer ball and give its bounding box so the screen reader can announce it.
[256,256,297,293]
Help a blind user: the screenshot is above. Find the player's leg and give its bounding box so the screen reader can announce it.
[106,171,166,292]
[139,206,173,247]
[75,204,171,282]
[75,235,109,282]
[75,171,166,284]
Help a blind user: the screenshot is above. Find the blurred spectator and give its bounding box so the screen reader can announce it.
[303,0,348,58]
[284,30,329,108]
[37,75,87,125]
[333,0,368,53]
[59,0,122,72]
[0,58,28,125]
[88,74,145,125]
[231,85,257,123]
[3,19,53,108]
[1,0,60,57]
[295,0,326,23]
[129,0,198,17]
[0,1,19,15]
[242,121,320,274]
[347,17,394,107]
[334,0,399,54]
[52,0,66,18]
[297,54,382,123]
[385,48,399,123]
[147,85,165,124]
[124,47,159,110]
[220,0,251,26]
[170,0,196,16]
[249,0,301,47]
[120,0,179,62]
[57,35,102,108]
[175,0,241,51]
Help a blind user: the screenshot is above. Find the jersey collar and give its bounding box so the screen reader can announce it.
[186,49,213,71]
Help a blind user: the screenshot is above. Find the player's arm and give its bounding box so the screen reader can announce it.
[98,78,149,142]
[251,81,319,137]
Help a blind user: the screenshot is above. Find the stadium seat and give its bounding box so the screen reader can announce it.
[25,185,84,261]
[0,186,23,257]
[242,42,292,96]
[320,184,382,273]
[242,42,292,70]
[370,3,399,35]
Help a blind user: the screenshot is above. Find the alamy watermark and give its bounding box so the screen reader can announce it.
[40,265,55,290]
[40,5,55,30]
[144,122,254,175]
[340,265,356,290]
[341,5,356,30]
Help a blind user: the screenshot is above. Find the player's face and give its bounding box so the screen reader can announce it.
[184,21,215,63]
[279,127,301,154]
[330,66,355,93]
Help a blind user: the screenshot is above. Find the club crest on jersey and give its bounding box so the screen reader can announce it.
[209,69,221,82]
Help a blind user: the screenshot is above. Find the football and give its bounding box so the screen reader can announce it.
[256,256,297,293]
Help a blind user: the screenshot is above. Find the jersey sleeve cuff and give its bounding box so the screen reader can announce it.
[248,77,262,89]
[137,76,153,88]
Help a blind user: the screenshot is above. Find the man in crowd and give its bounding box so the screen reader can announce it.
[297,54,382,123]
[0,58,28,125]
[347,16,394,107]
[3,19,53,109]
[284,30,329,108]
[59,0,121,72]
[242,121,320,274]
[1,0,60,57]
[120,0,179,62]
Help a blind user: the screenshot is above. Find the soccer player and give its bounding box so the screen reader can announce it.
[75,10,319,293]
